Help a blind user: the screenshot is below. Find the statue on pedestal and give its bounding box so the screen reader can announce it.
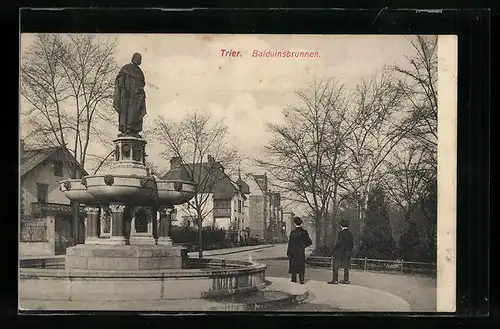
[113,53,147,137]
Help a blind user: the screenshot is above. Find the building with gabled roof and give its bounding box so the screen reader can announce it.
[20,139,88,256]
[162,155,250,243]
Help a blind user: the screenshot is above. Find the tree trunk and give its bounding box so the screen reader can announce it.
[314,214,321,245]
[322,217,328,246]
[198,215,203,259]
[331,201,338,246]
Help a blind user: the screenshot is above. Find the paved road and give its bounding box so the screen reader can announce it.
[214,244,436,312]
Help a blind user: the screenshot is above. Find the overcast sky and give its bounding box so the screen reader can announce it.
[20,33,416,175]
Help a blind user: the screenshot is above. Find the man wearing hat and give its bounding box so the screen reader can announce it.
[286,216,313,284]
[328,220,354,284]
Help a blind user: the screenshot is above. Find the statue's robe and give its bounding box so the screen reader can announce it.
[113,63,147,135]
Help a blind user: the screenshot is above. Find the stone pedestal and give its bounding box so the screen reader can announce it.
[64,244,188,270]
[111,136,148,176]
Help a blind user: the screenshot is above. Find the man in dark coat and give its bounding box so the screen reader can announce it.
[328,220,354,284]
[287,216,312,284]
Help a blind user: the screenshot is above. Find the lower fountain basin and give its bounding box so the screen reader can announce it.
[156,179,196,205]
[60,179,100,205]
[85,174,157,205]
[19,257,267,302]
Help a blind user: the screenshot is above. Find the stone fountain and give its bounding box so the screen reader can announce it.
[19,53,274,310]
[58,134,196,271]
[56,52,198,271]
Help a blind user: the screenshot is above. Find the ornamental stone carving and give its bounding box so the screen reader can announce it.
[63,181,72,191]
[104,174,115,186]
[132,146,142,161]
[174,181,182,192]
[122,144,131,158]
[140,177,155,189]
[140,177,149,187]
[100,206,112,234]
[109,204,126,213]
[85,206,100,215]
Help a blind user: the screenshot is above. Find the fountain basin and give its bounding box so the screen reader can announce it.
[85,174,157,205]
[59,179,100,205]
[156,179,196,205]
[19,258,267,302]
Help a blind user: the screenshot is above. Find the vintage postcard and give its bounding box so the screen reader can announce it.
[19,33,456,313]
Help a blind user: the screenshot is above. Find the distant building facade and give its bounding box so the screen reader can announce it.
[282,210,295,240]
[20,140,87,256]
[245,173,288,243]
[163,155,250,243]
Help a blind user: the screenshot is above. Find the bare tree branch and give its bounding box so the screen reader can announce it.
[148,110,241,229]
[20,33,118,177]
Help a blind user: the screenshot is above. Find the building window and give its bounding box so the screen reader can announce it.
[36,183,49,203]
[53,160,63,176]
[214,199,230,209]
[238,200,242,213]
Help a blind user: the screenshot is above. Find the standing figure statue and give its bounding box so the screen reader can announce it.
[113,53,147,136]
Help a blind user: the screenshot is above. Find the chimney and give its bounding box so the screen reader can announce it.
[170,156,181,169]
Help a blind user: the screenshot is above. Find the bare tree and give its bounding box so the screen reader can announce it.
[150,111,239,258]
[390,35,438,259]
[21,33,118,177]
[384,143,433,218]
[145,160,165,178]
[342,71,413,234]
[257,79,352,245]
[383,142,434,257]
[392,35,438,177]
[20,33,118,244]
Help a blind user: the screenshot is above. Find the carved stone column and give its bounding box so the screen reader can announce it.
[157,205,174,246]
[108,203,127,245]
[84,206,101,244]
[100,205,112,238]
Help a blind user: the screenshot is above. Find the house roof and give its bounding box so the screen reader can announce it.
[20,146,88,178]
[161,159,250,199]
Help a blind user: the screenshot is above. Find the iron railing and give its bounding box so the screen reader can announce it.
[306,255,436,276]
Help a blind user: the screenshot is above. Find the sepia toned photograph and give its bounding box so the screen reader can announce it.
[18,33,457,313]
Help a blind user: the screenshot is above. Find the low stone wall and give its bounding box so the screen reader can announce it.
[19,258,266,303]
[19,256,64,269]
[20,242,55,257]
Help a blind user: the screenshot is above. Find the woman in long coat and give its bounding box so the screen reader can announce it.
[286,217,313,284]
